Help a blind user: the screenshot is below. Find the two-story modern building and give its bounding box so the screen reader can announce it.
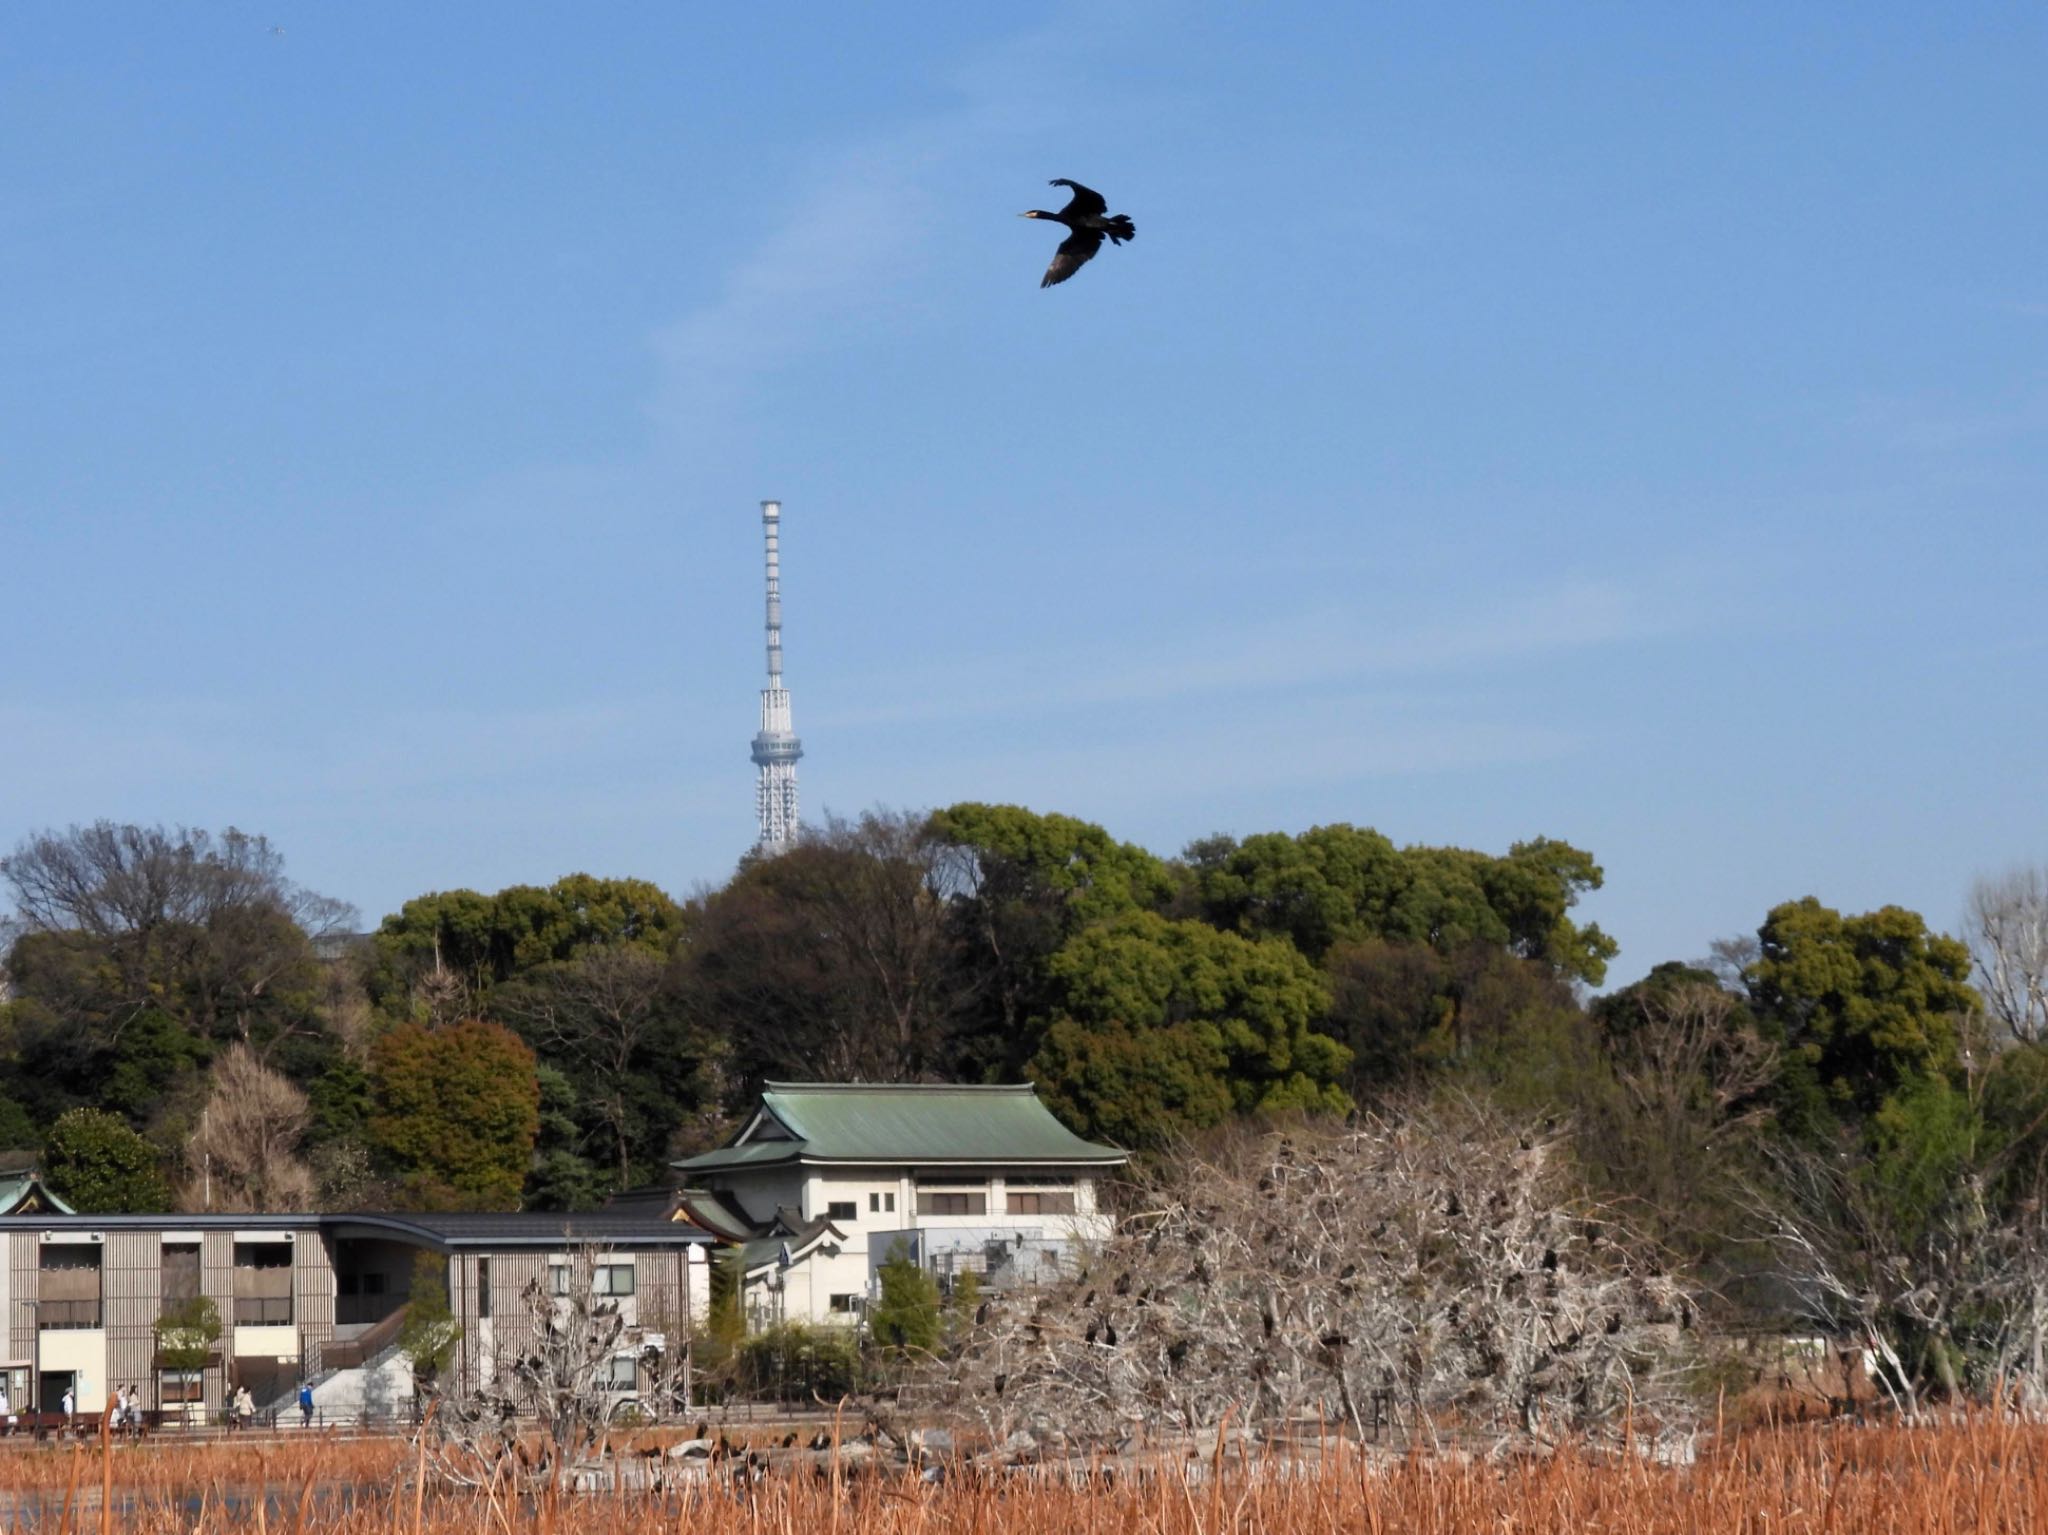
[0,1211,710,1420]
[664,1083,1127,1329]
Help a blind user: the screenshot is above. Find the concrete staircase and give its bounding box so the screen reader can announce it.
[308,1343,414,1423]
[270,1305,416,1425]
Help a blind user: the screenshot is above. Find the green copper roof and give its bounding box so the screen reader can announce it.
[672,1083,1126,1174]
[0,1170,74,1216]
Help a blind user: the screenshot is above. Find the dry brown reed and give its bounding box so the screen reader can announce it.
[1,1416,2045,1534]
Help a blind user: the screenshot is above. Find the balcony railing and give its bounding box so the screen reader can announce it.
[233,1297,293,1326]
[36,1300,102,1329]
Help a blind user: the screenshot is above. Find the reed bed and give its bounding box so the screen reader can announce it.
[3,1416,2046,1534]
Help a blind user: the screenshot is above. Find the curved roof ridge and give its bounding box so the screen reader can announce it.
[761,1081,1040,1093]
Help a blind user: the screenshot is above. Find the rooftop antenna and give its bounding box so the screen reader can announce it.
[751,499,802,850]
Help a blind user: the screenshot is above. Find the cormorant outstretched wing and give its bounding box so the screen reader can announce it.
[1049,179,1108,219]
[1042,228,1105,287]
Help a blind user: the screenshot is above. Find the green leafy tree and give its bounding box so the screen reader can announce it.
[1186,825,1615,982]
[368,875,685,1017]
[153,1295,223,1373]
[369,1020,540,1210]
[1747,899,1980,1126]
[1030,911,1350,1146]
[44,1106,172,1212]
[398,1251,462,1385]
[870,1241,941,1355]
[926,804,1178,1075]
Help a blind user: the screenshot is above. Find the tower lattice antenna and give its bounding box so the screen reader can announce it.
[750,499,802,850]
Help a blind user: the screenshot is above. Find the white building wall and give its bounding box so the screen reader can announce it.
[38,1330,107,1411]
[719,1164,1113,1328]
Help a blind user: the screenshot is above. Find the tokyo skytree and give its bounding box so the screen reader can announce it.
[750,499,802,850]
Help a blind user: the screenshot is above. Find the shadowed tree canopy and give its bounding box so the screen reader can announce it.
[0,823,355,1146]
[1,824,354,1048]
[1030,910,1350,1148]
[678,810,976,1091]
[494,945,714,1193]
[1323,939,1582,1100]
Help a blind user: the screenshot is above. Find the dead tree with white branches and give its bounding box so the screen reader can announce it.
[925,1102,1697,1456]
[425,1246,688,1491]
[1971,866,2048,1047]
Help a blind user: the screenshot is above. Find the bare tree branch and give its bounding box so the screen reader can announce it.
[925,1102,1697,1454]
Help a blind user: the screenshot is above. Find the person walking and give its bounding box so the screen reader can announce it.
[60,1383,75,1420]
[233,1385,254,1431]
[298,1380,314,1428]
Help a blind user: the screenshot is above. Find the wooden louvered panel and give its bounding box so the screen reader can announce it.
[8,1233,35,1363]
[297,1232,335,1373]
[104,1231,160,1403]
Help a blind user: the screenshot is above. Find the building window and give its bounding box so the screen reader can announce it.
[916,1191,987,1216]
[828,1293,861,1314]
[476,1258,491,1319]
[886,1192,896,1212]
[159,1369,204,1405]
[867,1193,879,1213]
[162,1243,200,1303]
[1007,1190,1077,1215]
[605,1355,639,1391]
[827,1201,857,1221]
[233,1241,294,1326]
[555,1263,635,1297]
[39,1242,103,1328]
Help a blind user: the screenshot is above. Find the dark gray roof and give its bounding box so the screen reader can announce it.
[0,1210,710,1253]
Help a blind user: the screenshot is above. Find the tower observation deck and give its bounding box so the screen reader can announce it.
[751,499,802,849]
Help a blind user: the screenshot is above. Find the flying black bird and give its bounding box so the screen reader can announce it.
[1020,179,1136,288]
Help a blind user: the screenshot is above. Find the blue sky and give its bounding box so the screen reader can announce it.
[3,3,2043,983]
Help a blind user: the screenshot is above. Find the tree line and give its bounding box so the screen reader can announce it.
[4,811,2048,1395]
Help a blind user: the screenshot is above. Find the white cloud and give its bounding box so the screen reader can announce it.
[811,571,1691,731]
[640,6,1139,454]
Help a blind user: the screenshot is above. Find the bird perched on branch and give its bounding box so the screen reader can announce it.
[1020,179,1136,288]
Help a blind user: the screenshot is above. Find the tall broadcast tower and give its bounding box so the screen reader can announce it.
[750,499,803,850]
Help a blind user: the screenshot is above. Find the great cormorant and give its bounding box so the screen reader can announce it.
[1020,179,1136,288]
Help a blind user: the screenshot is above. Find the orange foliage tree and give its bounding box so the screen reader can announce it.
[370,1019,539,1209]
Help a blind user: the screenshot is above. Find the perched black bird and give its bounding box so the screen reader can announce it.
[1020,179,1136,288]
